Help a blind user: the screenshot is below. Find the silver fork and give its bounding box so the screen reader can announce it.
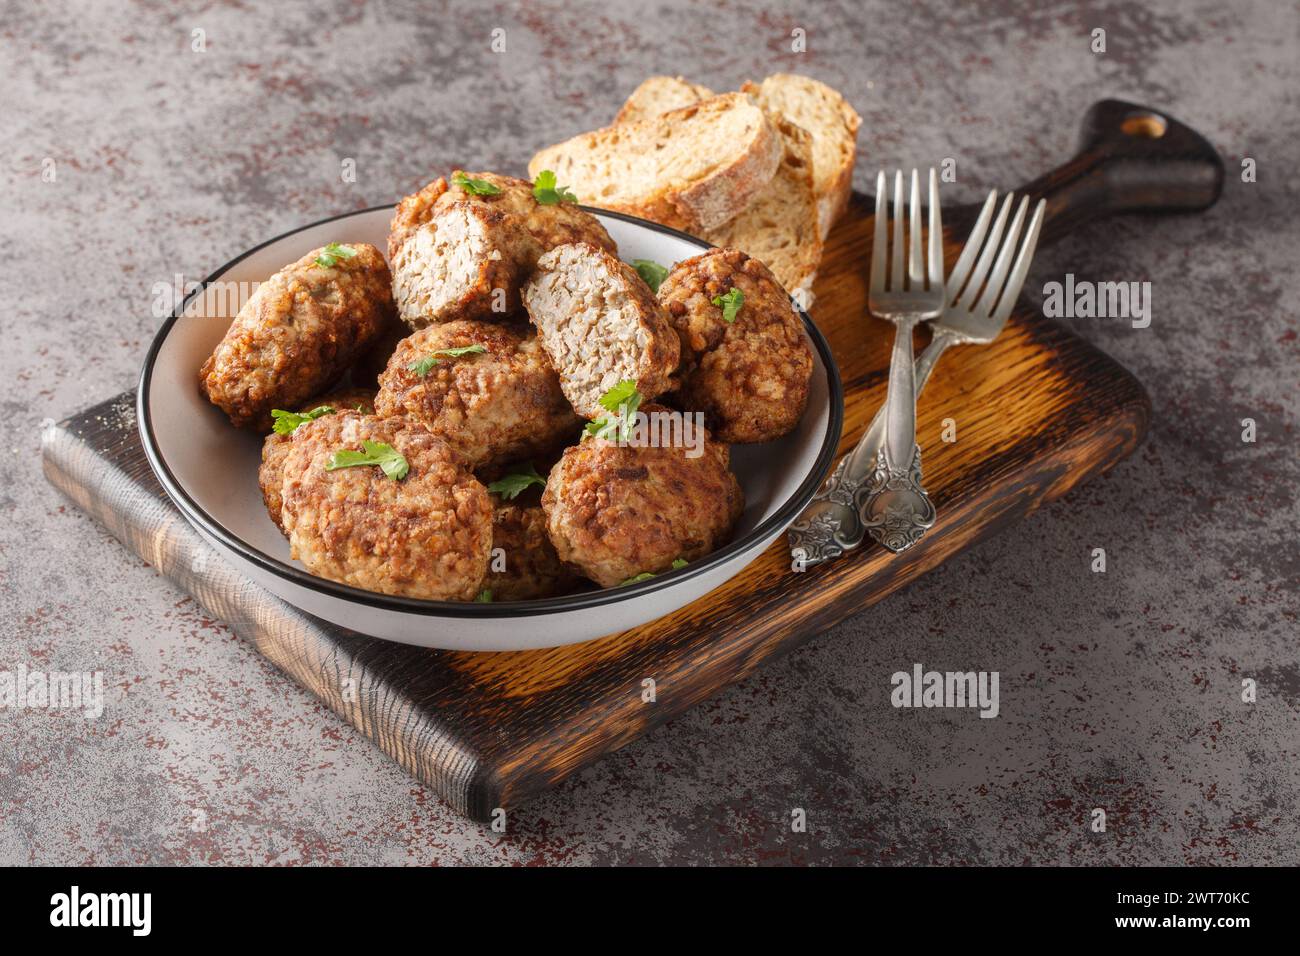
[788,185,1047,566]
[857,168,946,553]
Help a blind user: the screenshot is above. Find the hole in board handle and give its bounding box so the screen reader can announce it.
[1120,112,1168,138]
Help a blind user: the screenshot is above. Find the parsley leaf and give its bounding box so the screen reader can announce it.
[314,242,357,268]
[474,588,493,603]
[270,405,334,436]
[326,440,409,480]
[585,380,642,442]
[632,259,669,293]
[711,287,744,323]
[532,169,577,205]
[452,171,502,196]
[407,343,487,376]
[598,379,640,414]
[486,463,546,500]
[620,557,688,586]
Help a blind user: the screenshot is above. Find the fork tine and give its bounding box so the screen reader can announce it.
[908,169,924,289]
[927,167,943,289]
[871,170,888,294]
[890,170,904,292]
[957,193,1014,311]
[947,190,996,304]
[973,196,1028,317]
[991,198,1046,323]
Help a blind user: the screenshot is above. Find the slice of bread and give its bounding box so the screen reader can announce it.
[741,74,861,239]
[702,113,821,297]
[613,75,714,124]
[527,93,782,233]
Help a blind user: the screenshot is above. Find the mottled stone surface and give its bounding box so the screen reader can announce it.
[2,0,1297,865]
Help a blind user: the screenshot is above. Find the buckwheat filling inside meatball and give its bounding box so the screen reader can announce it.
[522,242,679,418]
[391,202,523,329]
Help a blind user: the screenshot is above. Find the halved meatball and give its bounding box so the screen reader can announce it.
[388,170,617,264]
[199,243,395,430]
[486,496,583,601]
[391,202,527,329]
[279,412,492,601]
[657,248,813,443]
[374,319,581,469]
[541,405,743,587]
[258,386,376,532]
[522,242,680,418]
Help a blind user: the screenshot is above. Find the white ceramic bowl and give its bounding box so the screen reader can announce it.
[139,206,843,651]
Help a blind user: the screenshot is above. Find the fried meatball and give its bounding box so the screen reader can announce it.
[391,202,528,329]
[199,243,395,430]
[541,405,743,587]
[387,171,618,330]
[374,319,581,469]
[486,497,582,601]
[522,242,680,418]
[388,171,617,264]
[279,412,492,601]
[657,248,814,443]
[258,387,377,532]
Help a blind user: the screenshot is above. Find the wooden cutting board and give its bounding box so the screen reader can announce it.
[43,100,1222,822]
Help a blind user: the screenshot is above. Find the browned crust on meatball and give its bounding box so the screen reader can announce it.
[390,202,529,329]
[258,387,377,533]
[523,242,680,418]
[374,319,581,469]
[388,171,617,264]
[657,247,813,443]
[199,243,395,430]
[487,498,583,601]
[278,412,492,601]
[541,405,744,587]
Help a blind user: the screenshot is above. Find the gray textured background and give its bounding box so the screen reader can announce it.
[2,0,1297,865]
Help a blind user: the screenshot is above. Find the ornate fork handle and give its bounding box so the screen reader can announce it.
[788,331,955,566]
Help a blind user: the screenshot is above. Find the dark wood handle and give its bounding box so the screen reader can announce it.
[1017,99,1224,246]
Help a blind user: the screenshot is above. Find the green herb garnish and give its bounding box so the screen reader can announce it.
[712,287,744,323]
[532,169,577,205]
[474,588,493,603]
[632,259,669,293]
[452,171,502,196]
[619,557,688,586]
[326,440,409,480]
[407,343,487,376]
[313,242,357,268]
[584,379,642,442]
[270,405,334,436]
[486,463,547,500]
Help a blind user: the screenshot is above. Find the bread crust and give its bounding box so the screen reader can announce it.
[742,75,862,239]
[528,93,782,232]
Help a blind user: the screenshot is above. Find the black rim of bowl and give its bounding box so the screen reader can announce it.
[137,204,846,618]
